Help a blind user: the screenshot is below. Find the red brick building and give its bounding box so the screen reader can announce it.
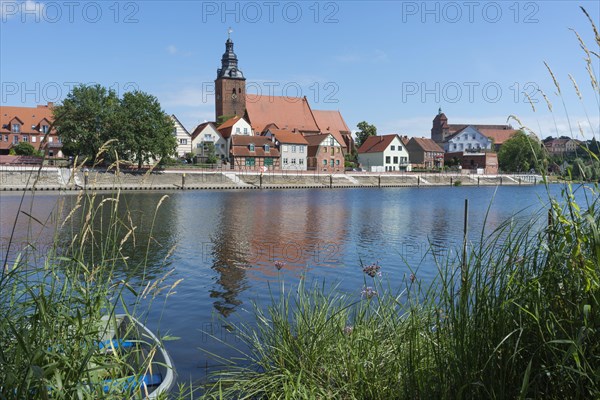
[0,103,62,157]
[305,133,345,172]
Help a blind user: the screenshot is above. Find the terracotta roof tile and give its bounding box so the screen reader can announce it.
[0,104,55,134]
[478,128,518,145]
[245,95,320,134]
[409,137,444,152]
[357,134,399,154]
[231,135,280,157]
[266,129,308,145]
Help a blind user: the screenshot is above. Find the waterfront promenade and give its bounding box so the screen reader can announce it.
[0,166,542,191]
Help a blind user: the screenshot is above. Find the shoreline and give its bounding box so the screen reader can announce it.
[0,167,544,192]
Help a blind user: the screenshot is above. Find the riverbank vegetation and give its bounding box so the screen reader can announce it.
[0,155,183,398]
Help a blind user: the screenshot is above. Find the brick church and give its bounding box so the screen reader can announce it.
[213,32,354,154]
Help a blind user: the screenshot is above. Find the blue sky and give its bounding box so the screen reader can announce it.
[1,0,599,140]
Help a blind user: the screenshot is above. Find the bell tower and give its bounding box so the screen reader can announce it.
[215,28,246,121]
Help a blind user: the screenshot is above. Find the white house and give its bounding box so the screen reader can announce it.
[191,122,228,161]
[217,115,252,137]
[444,126,492,153]
[357,134,410,172]
[171,115,192,157]
[263,128,308,170]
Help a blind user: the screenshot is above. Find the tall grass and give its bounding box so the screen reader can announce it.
[0,149,183,399]
[199,186,599,400]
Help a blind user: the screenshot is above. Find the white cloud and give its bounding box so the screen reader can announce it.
[167,45,178,55]
[1,0,44,21]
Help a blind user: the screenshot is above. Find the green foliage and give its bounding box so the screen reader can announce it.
[53,84,120,164]
[11,142,40,156]
[116,91,177,168]
[203,142,218,164]
[216,115,234,125]
[0,184,182,398]
[53,85,176,167]
[498,130,547,172]
[200,185,600,399]
[355,121,377,149]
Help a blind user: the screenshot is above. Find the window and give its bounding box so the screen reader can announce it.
[264,144,270,152]
[323,159,327,165]
[291,158,296,164]
[245,157,255,166]
[31,136,36,143]
[236,127,241,133]
[12,124,20,133]
[3,135,7,141]
[249,143,255,151]
[329,137,335,146]
[204,134,213,140]
[197,143,202,148]
[264,157,273,166]
[48,137,53,142]
[393,156,398,163]
[282,145,288,152]
[173,128,177,135]
[299,159,304,165]
[221,143,225,148]
[299,146,304,153]
[243,128,248,134]
[291,145,297,153]
[41,125,49,134]
[23,135,29,142]
[330,159,335,167]
[336,160,340,165]
[179,139,187,145]
[385,156,391,163]
[13,135,19,144]
[322,147,327,153]
[283,158,288,164]
[398,146,403,151]
[391,145,395,151]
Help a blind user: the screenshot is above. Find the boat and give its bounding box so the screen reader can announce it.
[97,314,176,399]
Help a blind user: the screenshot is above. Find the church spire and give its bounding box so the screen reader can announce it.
[216,29,244,80]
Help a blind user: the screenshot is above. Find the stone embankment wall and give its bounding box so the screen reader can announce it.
[0,167,542,191]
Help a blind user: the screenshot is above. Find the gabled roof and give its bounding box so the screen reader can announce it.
[0,103,55,134]
[266,129,309,145]
[312,109,351,148]
[170,114,191,135]
[245,95,320,134]
[217,115,248,139]
[408,137,444,153]
[478,128,518,145]
[231,135,280,157]
[191,122,219,141]
[357,134,399,154]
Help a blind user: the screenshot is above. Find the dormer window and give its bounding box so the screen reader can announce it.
[41,125,49,134]
[12,124,20,133]
[249,143,255,151]
[264,144,270,152]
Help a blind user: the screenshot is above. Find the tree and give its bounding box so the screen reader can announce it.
[10,142,39,156]
[116,91,177,168]
[355,121,377,149]
[498,130,546,172]
[53,84,120,164]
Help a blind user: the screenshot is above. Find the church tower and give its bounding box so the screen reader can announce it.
[215,29,246,121]
[431,107,450,144]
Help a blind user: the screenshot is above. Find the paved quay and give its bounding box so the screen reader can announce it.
[0,167,542,192]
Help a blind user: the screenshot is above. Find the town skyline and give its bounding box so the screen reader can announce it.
[1,1,599,140]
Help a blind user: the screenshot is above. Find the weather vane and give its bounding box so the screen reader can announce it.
[228,27,233,39]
